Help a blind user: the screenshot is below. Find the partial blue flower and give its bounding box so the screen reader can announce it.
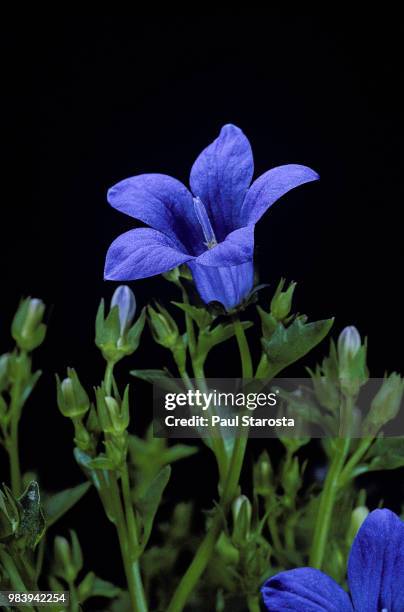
[105,124,318,309]
[262,508,404,611]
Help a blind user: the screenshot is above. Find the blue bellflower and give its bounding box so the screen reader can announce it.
[262,509,404,611]
[105,124,318,309]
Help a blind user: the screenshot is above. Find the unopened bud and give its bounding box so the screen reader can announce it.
[12,298,46,351]
[96,386,130,435]
[148,304,179,349]
[111,285,136,336]
[347,506,369,545]
[337,326,367,397]
[56,369,90,418]
[254,451,274,497]
[232,495,252,545]
[338,326,361,361]
[54,530,82,583]
[270,279,296,321]
[364,373,404,434]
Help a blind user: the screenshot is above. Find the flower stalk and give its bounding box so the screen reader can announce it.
[309,436,351,569]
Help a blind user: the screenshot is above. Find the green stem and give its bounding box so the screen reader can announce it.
[121,465,139,545]
[178,368,194,391]
[338,436,374,487]
[102,362,148,612]
[109,475,147,612]
[7,350,27,496]
[309,437,351,568]
[67,580,79,612]
[9,416,22,496]
[0,549,35,612]
[121,465,148,612]
[181,284,197,359]
[167,433,247,612]
[232,316,253,379]
[246,594,261,612]
[284,514,296,551]
[338,394,354,437]
[267,514,283,553]
[104,361,115,395]
[192,358,228,485]
[166,315,252,611]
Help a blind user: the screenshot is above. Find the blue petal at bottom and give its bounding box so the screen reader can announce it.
[188,261,254,310]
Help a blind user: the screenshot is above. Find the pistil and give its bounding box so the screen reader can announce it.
[193,197,218,249]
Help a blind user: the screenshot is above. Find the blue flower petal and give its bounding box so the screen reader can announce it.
[190,124,254,240]
[107,174,204,255]
[262,568,353,612]
[104,228,194,280]
[188,261,253,310]
[348,508,404,612]
[239,164,319,226]
[195,225,255,267]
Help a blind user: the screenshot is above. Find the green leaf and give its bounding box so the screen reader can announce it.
[126,306,146,350]
[162,444,198,464]
[130,369,183,393]
[91,577,122,599]
[199,321,253,356]
[364,438,404,471]
[87,456,116,470]
[261,316,334,378]
[137,466,171,552]
[43,482,91,528]
[257,306,278,339]
[172,301,213,329]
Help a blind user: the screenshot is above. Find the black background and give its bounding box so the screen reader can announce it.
[1,15,404,593]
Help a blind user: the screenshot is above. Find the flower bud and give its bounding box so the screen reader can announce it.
[73,419,92,451]
[338,326,361,361]
[96,386,130,435]
[54,530,83,583]
[148,304,179,349]
[363,373,404,434]
[347,506,369,545]
[232,495,252,545]
[95,294,145,363]
[105,436,128,467]
[56,369,90,419]
[337,326,367,397]
[110,285,136,336]
[11,298,46,351]
[54,536,73,580]
[281,456,301,508]
[253,450,274,497]
[270,279,296,321]
[106,392,130,434]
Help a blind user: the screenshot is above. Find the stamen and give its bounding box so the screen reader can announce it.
[193,197,217,249]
